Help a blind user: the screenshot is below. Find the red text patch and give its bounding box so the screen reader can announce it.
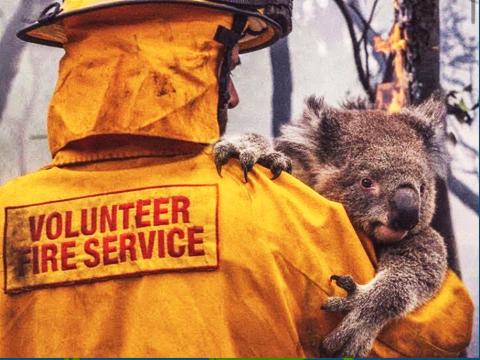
[3,184,219,294]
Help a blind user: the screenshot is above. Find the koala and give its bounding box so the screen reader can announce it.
[213,96,449,357]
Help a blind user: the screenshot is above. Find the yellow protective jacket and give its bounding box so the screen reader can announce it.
[0,7,473,357]
[0,146,473,357]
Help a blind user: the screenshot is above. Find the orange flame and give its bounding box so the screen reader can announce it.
[374,23,409,113]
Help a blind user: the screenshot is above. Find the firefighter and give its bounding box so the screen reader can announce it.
[0,0,472,357]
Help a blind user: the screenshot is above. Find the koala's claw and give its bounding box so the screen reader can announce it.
[259,151,293,180]
[216,162,223,177]
[271,166,283,180]
[239,150,256,183]
[213,140,238,177]
[331,274,357,294]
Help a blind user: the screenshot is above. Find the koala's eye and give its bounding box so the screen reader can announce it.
[420,184,426,194]
[361,178,374,188]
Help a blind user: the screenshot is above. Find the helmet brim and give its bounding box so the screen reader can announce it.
[17,0,282,53]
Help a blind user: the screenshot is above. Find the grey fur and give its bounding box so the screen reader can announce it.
[213,96,449,357]
[214,133,292,182]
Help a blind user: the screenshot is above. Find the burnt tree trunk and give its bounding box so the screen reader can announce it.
[270,38,293,137]
[399,0,461,275]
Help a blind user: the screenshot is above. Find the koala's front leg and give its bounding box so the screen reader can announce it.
[322,230,447,357]
[321,271,418,357]
[214,133,292,181]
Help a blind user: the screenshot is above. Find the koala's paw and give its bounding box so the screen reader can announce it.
[321,275,377,357]
[258,151,293,180]
[213,135,292,182]
[321,275,357,313]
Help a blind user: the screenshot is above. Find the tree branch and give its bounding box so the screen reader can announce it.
[448,175,479,213]
[333,0,375,103]
[348,0,379,45]
[350,0,378,87]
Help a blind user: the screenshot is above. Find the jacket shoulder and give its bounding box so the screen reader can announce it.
[219,159,350,226]
[0,168,56,205]
[218,161,374,286]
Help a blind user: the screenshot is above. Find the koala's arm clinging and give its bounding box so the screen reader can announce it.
[322,227,447,357]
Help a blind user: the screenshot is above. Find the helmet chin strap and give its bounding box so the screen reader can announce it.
[214,15,247,133]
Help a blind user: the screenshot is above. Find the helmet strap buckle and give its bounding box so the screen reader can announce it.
[39,2,63,23]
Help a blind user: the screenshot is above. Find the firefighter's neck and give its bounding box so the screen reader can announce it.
[51,135,208,168]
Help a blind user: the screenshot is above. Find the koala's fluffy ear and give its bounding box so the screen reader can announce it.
[305,96,344,164]
[340,96,373,110]
[276,96,343,165]
[403,96,450,178]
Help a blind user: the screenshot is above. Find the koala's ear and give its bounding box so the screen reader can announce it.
[304,96,327,119]
[304,96,344,164]
[414,95,447,127]
[276,96,344,165]
[340,96,372,110]
[403,96,450,178]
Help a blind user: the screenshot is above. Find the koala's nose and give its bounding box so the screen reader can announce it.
[390,187,419,231]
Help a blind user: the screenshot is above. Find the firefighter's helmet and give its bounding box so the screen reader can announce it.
[17,0,293,54]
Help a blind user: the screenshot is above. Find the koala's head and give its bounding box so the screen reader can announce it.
[280,97,449,244]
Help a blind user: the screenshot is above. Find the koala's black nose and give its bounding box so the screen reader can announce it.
[390,187,419,231]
